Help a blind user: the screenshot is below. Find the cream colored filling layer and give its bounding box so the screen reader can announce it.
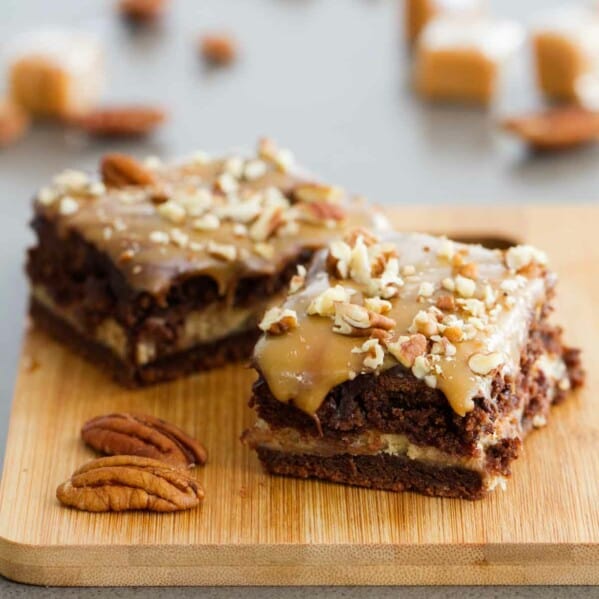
[244,419,505,490]
[247,350,570,493]
[32,285,272,365]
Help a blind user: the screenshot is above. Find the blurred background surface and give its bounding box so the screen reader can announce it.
[0,0,597,595]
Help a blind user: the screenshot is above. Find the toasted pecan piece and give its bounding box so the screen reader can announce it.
[74,106,166,138]
[101,153,156,187]
[200,33,237,66]
[0,99,30,148]
[82,413,207,468]
[56,455,204,512]
[119,0,167,23]
[502,106,599,151]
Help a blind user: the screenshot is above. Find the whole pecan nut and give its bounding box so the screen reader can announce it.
[56,455,204,512]
[82,413,207,468]
[75,106,166,138]
[101,153,156,187]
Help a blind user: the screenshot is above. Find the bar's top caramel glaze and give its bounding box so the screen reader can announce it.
[255,230,554,417]
[33,140,385,303]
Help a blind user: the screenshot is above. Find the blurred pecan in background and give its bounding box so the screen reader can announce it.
[502,106,599,151]
[119,0,167,23]
[74,106,166,138]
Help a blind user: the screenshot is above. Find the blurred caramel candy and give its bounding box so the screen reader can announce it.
[405,0,485,46]
[8,29,104,119]
[532,7,599,105]
[414,17,523,105]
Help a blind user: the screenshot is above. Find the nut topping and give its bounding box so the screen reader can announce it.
[101,153,156,187]
[386,334,427,368]
[292,183,344,204]
[259,307,298,335]
[468,352,504,375]
[81,413,207,468]
[332,302,396,336]
[56,455,204,512]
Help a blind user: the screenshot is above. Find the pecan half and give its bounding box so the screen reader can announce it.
[0,99,30,147]
[200,33,237,66]
[502,106,599,151]
[101,153,156,187]
[75,106,166,138]
[56,455,204,512]
[119,0,167,23]
[81,413,207,468]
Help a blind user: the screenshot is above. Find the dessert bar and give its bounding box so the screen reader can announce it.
[244,229,583,499]
[414,16,523,104]
[532,6,599,104]
[8,29,104,119]
[26,140,383,386]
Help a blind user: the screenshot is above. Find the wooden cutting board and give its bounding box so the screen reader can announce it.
[0,205,597,587]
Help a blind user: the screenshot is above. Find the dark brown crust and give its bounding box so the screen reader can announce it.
[250,317,583,461]
[256,447,486,500]
[29,298,259,387]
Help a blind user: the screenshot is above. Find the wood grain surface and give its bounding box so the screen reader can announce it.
[0,205,597,586]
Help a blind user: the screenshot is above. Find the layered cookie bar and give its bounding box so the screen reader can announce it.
[8,29,104,119]
[26,140,383,386]
[532,6,599,104]
[243,229,583,499]
[414,16,523,104]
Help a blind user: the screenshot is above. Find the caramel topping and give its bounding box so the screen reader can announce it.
[254,231,550,417]
[33,140,383,302]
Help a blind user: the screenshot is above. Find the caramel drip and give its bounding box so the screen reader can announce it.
[255,233,548,417]
[36,159,378,301]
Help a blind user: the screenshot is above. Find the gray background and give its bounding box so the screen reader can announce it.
[0,0,597,596]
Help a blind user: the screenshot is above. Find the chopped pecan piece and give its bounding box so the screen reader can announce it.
[343,227,379,247]
[386,333,428,368]
[56,455,204,512]
[101,153,156,187]
[259,307,298,335]
[81,413,207,468]
[200,33,237,66]
[436,293,456,312]
[502,106,599,151]
[333,302,396,336]
[75,106,166,138]
[296,201,346,224]
[0,99,30,147]
[292,182,343,204]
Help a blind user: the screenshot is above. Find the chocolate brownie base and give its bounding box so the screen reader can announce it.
[256,447,486,500]
[27,214,313,385]
[30,297,259,386]
[251,317,583,462]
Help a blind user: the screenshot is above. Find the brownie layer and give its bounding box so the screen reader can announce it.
[256,447,486,500]
[30,298,260,386]
[27,214,311,381]
[251,315,582,463]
